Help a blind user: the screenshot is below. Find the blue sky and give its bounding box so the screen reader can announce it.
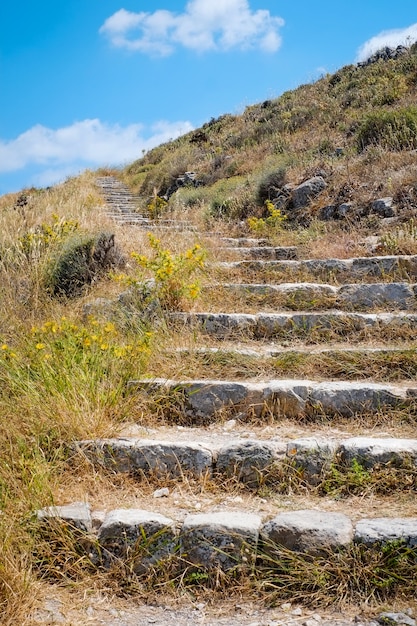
[1,0,416,195]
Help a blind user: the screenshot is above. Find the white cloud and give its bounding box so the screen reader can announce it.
[99,0,284,56]
[356,23,417,62]
[0,118,194,176]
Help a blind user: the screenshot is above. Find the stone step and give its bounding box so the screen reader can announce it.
[221,246,298,260]
[219,237,271,247]
[202,282,417,311]
[170,310,417,341]
[154,343,417,382]
[214,255,417,282]
[128,377,417,423]
[74,435,417,487]
[36,500,417,574]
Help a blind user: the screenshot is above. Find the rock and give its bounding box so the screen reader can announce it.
[262,380,311,417]
[193,312,257,338]
[292,177,327,209]
[339,437,417,468]
[354,518,417,547]
[351,256,403,277]
[303,258,352,274]
[377,613,416,626]
[319,205,337,220]
[98,509,177,572]
[286,438,338,483]
[337,202,355,218]
[37,501,92,532]
[216,440,286,485]
[91,510,106,531]
[337,283,415,310]
[181,511,261,570]
[262,509,353,555]
[75,438,214,477]
[372,197,395,218]
[153,487,170,498]
[182,380,254,421]
[359,45,408,67]
[308,381,408,417]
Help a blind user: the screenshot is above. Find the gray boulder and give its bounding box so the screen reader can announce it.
[372,197,395,217]
[340,437,417,469]
[308,381,407,417]
[286,438,338,483]
[338,283,414,310]
[262,509,353,555]
[292,177,327,209]
[377,613,416,626]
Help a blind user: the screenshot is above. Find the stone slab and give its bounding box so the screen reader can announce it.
[181,511,261,570]
[262,509,353,554]
[354,518,417,547]
[98,509,177,572]
[76,438,214,477]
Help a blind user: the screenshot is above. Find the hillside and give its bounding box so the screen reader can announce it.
[121,43,417,233]
[1,46,417,626]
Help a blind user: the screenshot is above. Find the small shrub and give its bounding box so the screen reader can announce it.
[116,233,206,311]
[45,232,122,298]
[379,218,417,254]
[256,167,287,205]
[247,200,286,234]
[147,195,168,219]
[356,106,417,151]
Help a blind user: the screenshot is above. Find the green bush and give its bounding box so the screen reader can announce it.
[356,106,417,151]
[45,232,122,298]
[256,167,287,205]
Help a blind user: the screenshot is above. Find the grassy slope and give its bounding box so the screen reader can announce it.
[1,49,417,623]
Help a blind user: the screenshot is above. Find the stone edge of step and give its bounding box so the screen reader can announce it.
[73,435,417,483]
[36,501,417,571]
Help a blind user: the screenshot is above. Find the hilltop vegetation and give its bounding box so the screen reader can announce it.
[1,45,417,623]
[122,44,417,229]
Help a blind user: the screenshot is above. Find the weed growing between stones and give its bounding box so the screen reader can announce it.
[257,540,417,607]
[29,513,417,609]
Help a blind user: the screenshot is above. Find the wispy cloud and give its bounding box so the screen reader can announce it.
[99,0,284,56]
[356,23,417,62]
[0,118,193,189]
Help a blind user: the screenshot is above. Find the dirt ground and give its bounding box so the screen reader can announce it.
[31,588,416,626]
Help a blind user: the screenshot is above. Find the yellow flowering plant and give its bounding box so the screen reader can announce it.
[18,214,79,260]
[118,233,206,311]
[247,200,286,234]
[0,316,153,433]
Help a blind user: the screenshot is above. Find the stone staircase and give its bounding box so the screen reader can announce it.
[37,177,417,604]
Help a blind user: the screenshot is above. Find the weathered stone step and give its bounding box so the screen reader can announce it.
[36,501,417,574]
[219,237,270,247]
[74,435,417,487]
[203,282,417,311]
[170,311,417,341]
[214,255,417,282]
[129,377,417,423]
[221,246,298,260]
[155,343,417,382]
